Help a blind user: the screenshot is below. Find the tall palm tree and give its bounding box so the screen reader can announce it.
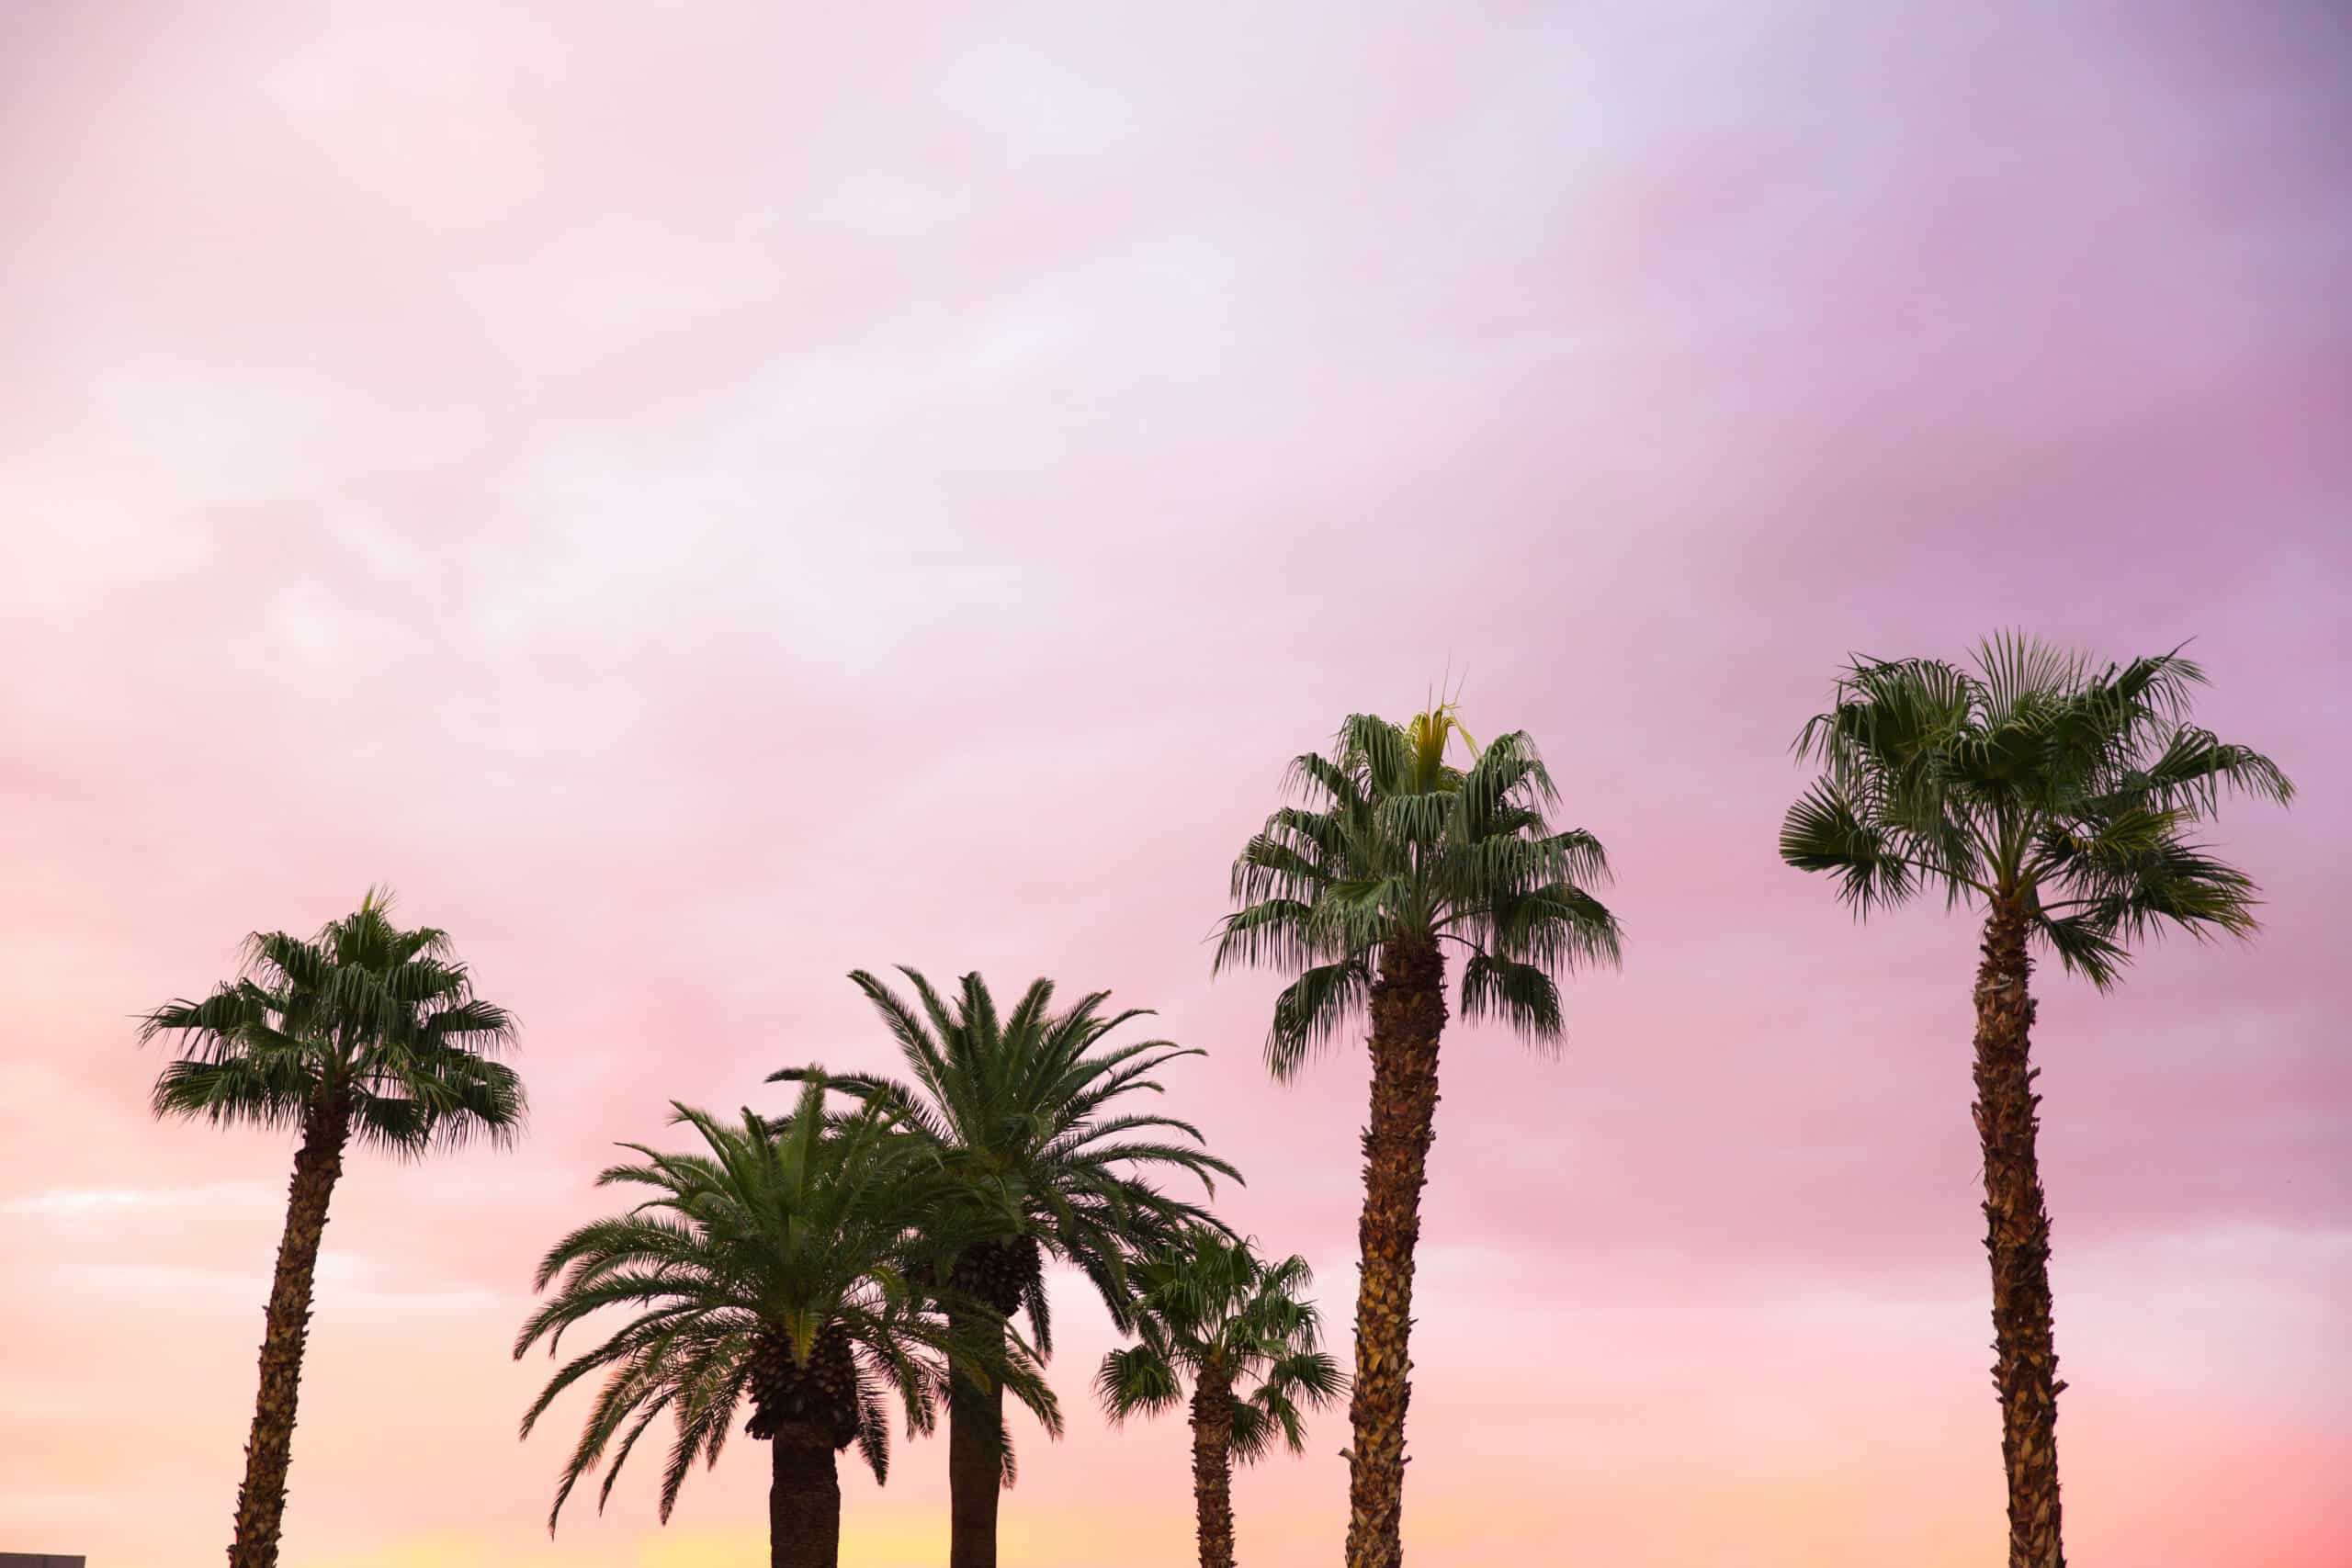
[1214,703,1622,1568]
[140,889,524,1568]
[516,1077,1058,1568]
[1096,1232,1345,1568]
[773,969,1238,1568]
[1780,636,2291,1568]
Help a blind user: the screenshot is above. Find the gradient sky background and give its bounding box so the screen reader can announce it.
[2,3,2347,1564]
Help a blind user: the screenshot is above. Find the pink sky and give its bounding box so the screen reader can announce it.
[2,2,2346,1563]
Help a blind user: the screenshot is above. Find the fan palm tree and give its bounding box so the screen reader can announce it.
[1214,702,1621,1568]
[772,969,1238,1568]
[1780,635,2291,1568]
[1096,1232,1345,1568]
[141,890,522,1568]
[516,1076,1061,1568]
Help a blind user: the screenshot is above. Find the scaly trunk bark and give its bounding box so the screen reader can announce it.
[225,1096,351,1568]
[1190,1373,1237,1568]
[1344,934,1446,1568]
[946,1308,1009,1568]
[766,1426,843,1568]
[1973,901,2065,1568]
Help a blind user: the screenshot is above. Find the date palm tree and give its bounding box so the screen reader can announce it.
[773,969,1238,1568]
[516,1076,1061,1568]
[1214,704,1622,1568]
[1780,636,2291,1568]
[1096,1232,1344,1568]
[141,889,523,1568]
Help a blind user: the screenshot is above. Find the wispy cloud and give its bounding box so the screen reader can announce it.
[1,1182,276,1215]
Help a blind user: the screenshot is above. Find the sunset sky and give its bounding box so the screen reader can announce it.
[2,3,2346,1564]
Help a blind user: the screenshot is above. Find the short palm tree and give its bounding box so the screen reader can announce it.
[1780,636,2291,1568]
[516,1076,1061,1568]
[1214,704,1621,1568]
[1096,1232,1345,1568]
[141,890,522,1568]
[773,969,1238,1568]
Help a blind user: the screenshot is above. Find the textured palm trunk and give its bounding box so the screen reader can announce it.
[946,1311,1008,1568]
[1344,934,1446,1568]
[767,1426,843,1568]
[1973,902,2065,1568]
[1189,1372,1237,1568]
[226,1096,351,1568]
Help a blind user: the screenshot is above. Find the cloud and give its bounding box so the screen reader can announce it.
[1,1182,276,1215]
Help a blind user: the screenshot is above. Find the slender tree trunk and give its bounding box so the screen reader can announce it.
[1190,1373,1237,1568]
[767,1427,843,1568]
[946,1309,1008,1568]
[1344,934,1446,1568]
[1973,902,2065,1568]
[225,1097,351,1568]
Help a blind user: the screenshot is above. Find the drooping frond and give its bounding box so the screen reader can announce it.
[1095,1344,1182,1424]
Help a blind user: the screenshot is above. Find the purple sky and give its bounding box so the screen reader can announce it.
[2,3,2347,1563]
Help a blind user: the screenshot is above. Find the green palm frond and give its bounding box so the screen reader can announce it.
[1456,953,1564,1043]
[1096,1344,1182,1423]
[1260,960,1371,1081]
[1778,781,1922,913]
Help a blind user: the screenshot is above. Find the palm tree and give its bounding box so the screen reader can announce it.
[1214,703,1622,1568]
[1780,636,2291,1568]
[516,1077,1061,1568]
[773,969,1238,1568]
[1096,1232,1345,1568]
[140,889,524,1568]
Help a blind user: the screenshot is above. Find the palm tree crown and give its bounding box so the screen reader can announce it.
[141,887,523,1150]
[1780,636,2294,983]
[516,1077,1060,1530]
[1215,704,1623,1075]
[1097,1231,1344,1461]
[773,970,1239,1349]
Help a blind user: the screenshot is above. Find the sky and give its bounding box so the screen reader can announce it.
[1,1,2346,1563]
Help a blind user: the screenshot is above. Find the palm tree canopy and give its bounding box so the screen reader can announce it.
[771,969,1239,1353]
[1781,635,2294,986]
[1215,702,1623,1077]
[515,1076,1060,1532]
[1095,1231,1345,1464]
[141,888,523,1153]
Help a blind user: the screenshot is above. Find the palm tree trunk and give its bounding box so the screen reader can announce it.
[1344,934,1446,1568]
[1190,1374,1237,1568]
[1973,902,2065,1568]
[767,1427,842,1568]
[226,1096,351,1568]
[946,1311,1007,1568]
